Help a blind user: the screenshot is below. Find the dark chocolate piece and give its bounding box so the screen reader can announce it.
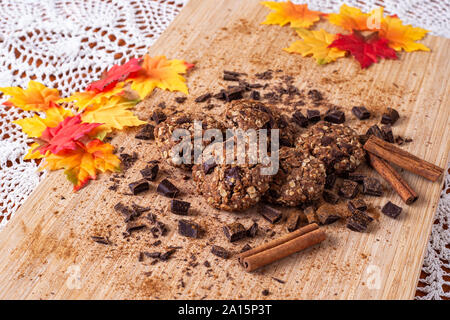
[120,152,138,171]
[286,211,300,232]
[91,236,110,245]
[258,204,282,224]
[381,125,394,143]
[224,70,242,77]
[324,109,345,124]
[222,222,247,242]
[178,219,201,238]
[145,252,161,259]
[160,249,176,261]
[135,124,155,140]
[316,205,341,225]
[358,134,370,145]
[381,108,399,125]
[324,174,336,189]
[292,110,308,127]
[202,160,217,174]
[156,179,179,198]
[304,206,318,225]
[247,222,258,238]
[366,125,384,140]
[348,172,366,183]
[140,163,159,181]
[348,199,368,214]
[381,201,402,219]
[255,70,273,80]
[195,93,212,103]
[114,202,135,222]
[362,177,383,196]
[347,210,373,232]
[175,96,187,103]
[250,90,260,100]
[338,179,359,199]
[131,203,151,217]
[306,109,321,123]
[152,110,167,124]
[240,244,252,253]
[128,179,150,195]
[125,222,146,235]
[171,199,191,215]
[223,73,239,81]
[323,189,340,204]
[352,106,371,120]
[308,89,323,102]
[211,245,230,259]
[224,86,244,102]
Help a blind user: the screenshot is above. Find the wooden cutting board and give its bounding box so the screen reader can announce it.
[0,0,448,300]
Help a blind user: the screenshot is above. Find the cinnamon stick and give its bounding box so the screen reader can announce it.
[363,135,444,182]
[368,153,418,204]
[237,223,325,272]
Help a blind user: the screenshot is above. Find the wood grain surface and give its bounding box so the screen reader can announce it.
[0,0,448,299]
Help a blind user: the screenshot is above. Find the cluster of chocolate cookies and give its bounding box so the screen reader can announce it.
[154,99,366,212]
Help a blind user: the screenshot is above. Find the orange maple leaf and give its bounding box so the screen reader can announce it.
[0,81,60,112]
[261,1,322,28]
[43,139,120,191]
[327,4,383,32]
[129,55,191,99]
[379,15,429,52]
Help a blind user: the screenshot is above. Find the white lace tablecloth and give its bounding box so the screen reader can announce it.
[0,0,448,300]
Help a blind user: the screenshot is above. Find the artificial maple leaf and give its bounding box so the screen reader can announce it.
[38,114,102,154]
[327,4,384,32]
[43,139,120,191]
[86,58,142,93]
[14,102,73,138]
[81,96,146,133]
[379,15,429,52]
[285,28,346,64]
[329,31,397,68]
[129,55,191,99]
[0,81,60,111]
[58,83,125,112]
[24,142,47,160]
[261,1,322,28]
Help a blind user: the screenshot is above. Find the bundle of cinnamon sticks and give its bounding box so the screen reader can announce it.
[364,135,444,204]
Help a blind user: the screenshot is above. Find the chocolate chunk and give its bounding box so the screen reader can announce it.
[381,125,394,143]
[224,167,240,187]
[120,152,138,171]
[224,86,244,102]
[223,73,239,81]
[240,244,252,253]
[140,164,159,181]
[246,222,258,238]
[178,219,201,238]
[347,210,373,232]
[224,70,242,77]
[203,160,217,174]
[135,124,155,140]
[395,136,405,145]
[152,110,167,124]
[158,102,166,109]
[292,110,308,127]
[358,134,370,145]
[338,180,359,199]
[262,289,270,296]
[306,109,321,123]
[91,236,110,245]
[316,204,341,225]
[160,249,176,261]
[175,96,187,103]
[324,109,345,124]
[366,125,384,140]
[114,202,135,222]
[348,172,366,183]
[286,211,301,232]
[128,179,150,195]
[348,199,368,214]
[352,106,371,120]
[211,245,230,259]
[152,240,162,246]
[175,116,192,124]
[381,108,400,125]
[255,70,273,80]
[195,93,211,103]
[308,89,323,102]
[125,222,146,235]
[157,179,179,198]
[258,204,282,224]
[250,90,260,100]
[362,177,383,196]
[222,222,247,242]
[324,174,336,190]
[171,199,191,215]
[304,206,318,225]
[323,189,340,204]
[381,201,402,219]
[146,212,157,224]
[131,203,151,217]
[145,252,161,259]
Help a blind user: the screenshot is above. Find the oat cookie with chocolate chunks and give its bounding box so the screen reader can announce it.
[296,121,365,174]
[154,111,224,170]
[223,99,276,131]
[266,147,326,206]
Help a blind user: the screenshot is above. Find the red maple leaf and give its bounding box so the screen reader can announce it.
[86,57,142,92]
[38,114,102,154]
[329,31,397,68]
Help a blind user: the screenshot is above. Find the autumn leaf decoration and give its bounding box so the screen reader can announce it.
[262,2,430,68]
[0,54,193,191]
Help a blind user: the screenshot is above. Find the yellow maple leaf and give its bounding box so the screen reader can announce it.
[81,96,146,134]
[0,81,60,111]
[379,15,429,52]
[43,139,120,191]
[261,1,322,28]
[58,83,125,112]
[327,4,383,32]
[285,29,347,64]
[24,142,47,160]
[129,55,190,99]
[13,103,73,138]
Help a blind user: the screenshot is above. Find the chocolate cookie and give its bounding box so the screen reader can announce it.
[193,136,272,211]
[274,113,301,147]
[266,147,326,206]
[296,121,365,174]
[223,99,275,132]
[154,112,224,170]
